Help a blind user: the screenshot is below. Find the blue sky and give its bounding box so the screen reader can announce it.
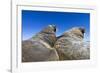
[22,10,90,41]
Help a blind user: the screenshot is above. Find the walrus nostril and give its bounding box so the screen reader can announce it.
[79,27,85,34]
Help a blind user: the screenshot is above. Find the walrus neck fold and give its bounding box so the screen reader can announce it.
[32,33,56,47]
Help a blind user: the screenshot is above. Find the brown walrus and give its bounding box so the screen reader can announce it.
[54,27,90,60]
[22,25,59,62]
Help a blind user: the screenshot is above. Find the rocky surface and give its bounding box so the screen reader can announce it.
[54,27,90,60]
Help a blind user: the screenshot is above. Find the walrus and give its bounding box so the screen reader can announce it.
[54,27,90,60]
[22,25,59,62]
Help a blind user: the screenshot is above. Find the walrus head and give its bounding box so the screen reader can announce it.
[35,25,57,47]
[58,27,85,40]
[68,27,85,39]
[41,24,56,34]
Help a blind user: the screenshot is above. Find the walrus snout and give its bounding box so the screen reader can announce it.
[49,25,56,32]
[79,27,85,34]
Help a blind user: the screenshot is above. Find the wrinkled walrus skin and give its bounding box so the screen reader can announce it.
[54,27,90,60]
[22,25,59,62]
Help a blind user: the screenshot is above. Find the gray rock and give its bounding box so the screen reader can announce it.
[54,27,90,60]
[22,25,59,62]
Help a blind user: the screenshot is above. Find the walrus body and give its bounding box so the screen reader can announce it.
[54,27,90,60]
[22,25,59,62]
